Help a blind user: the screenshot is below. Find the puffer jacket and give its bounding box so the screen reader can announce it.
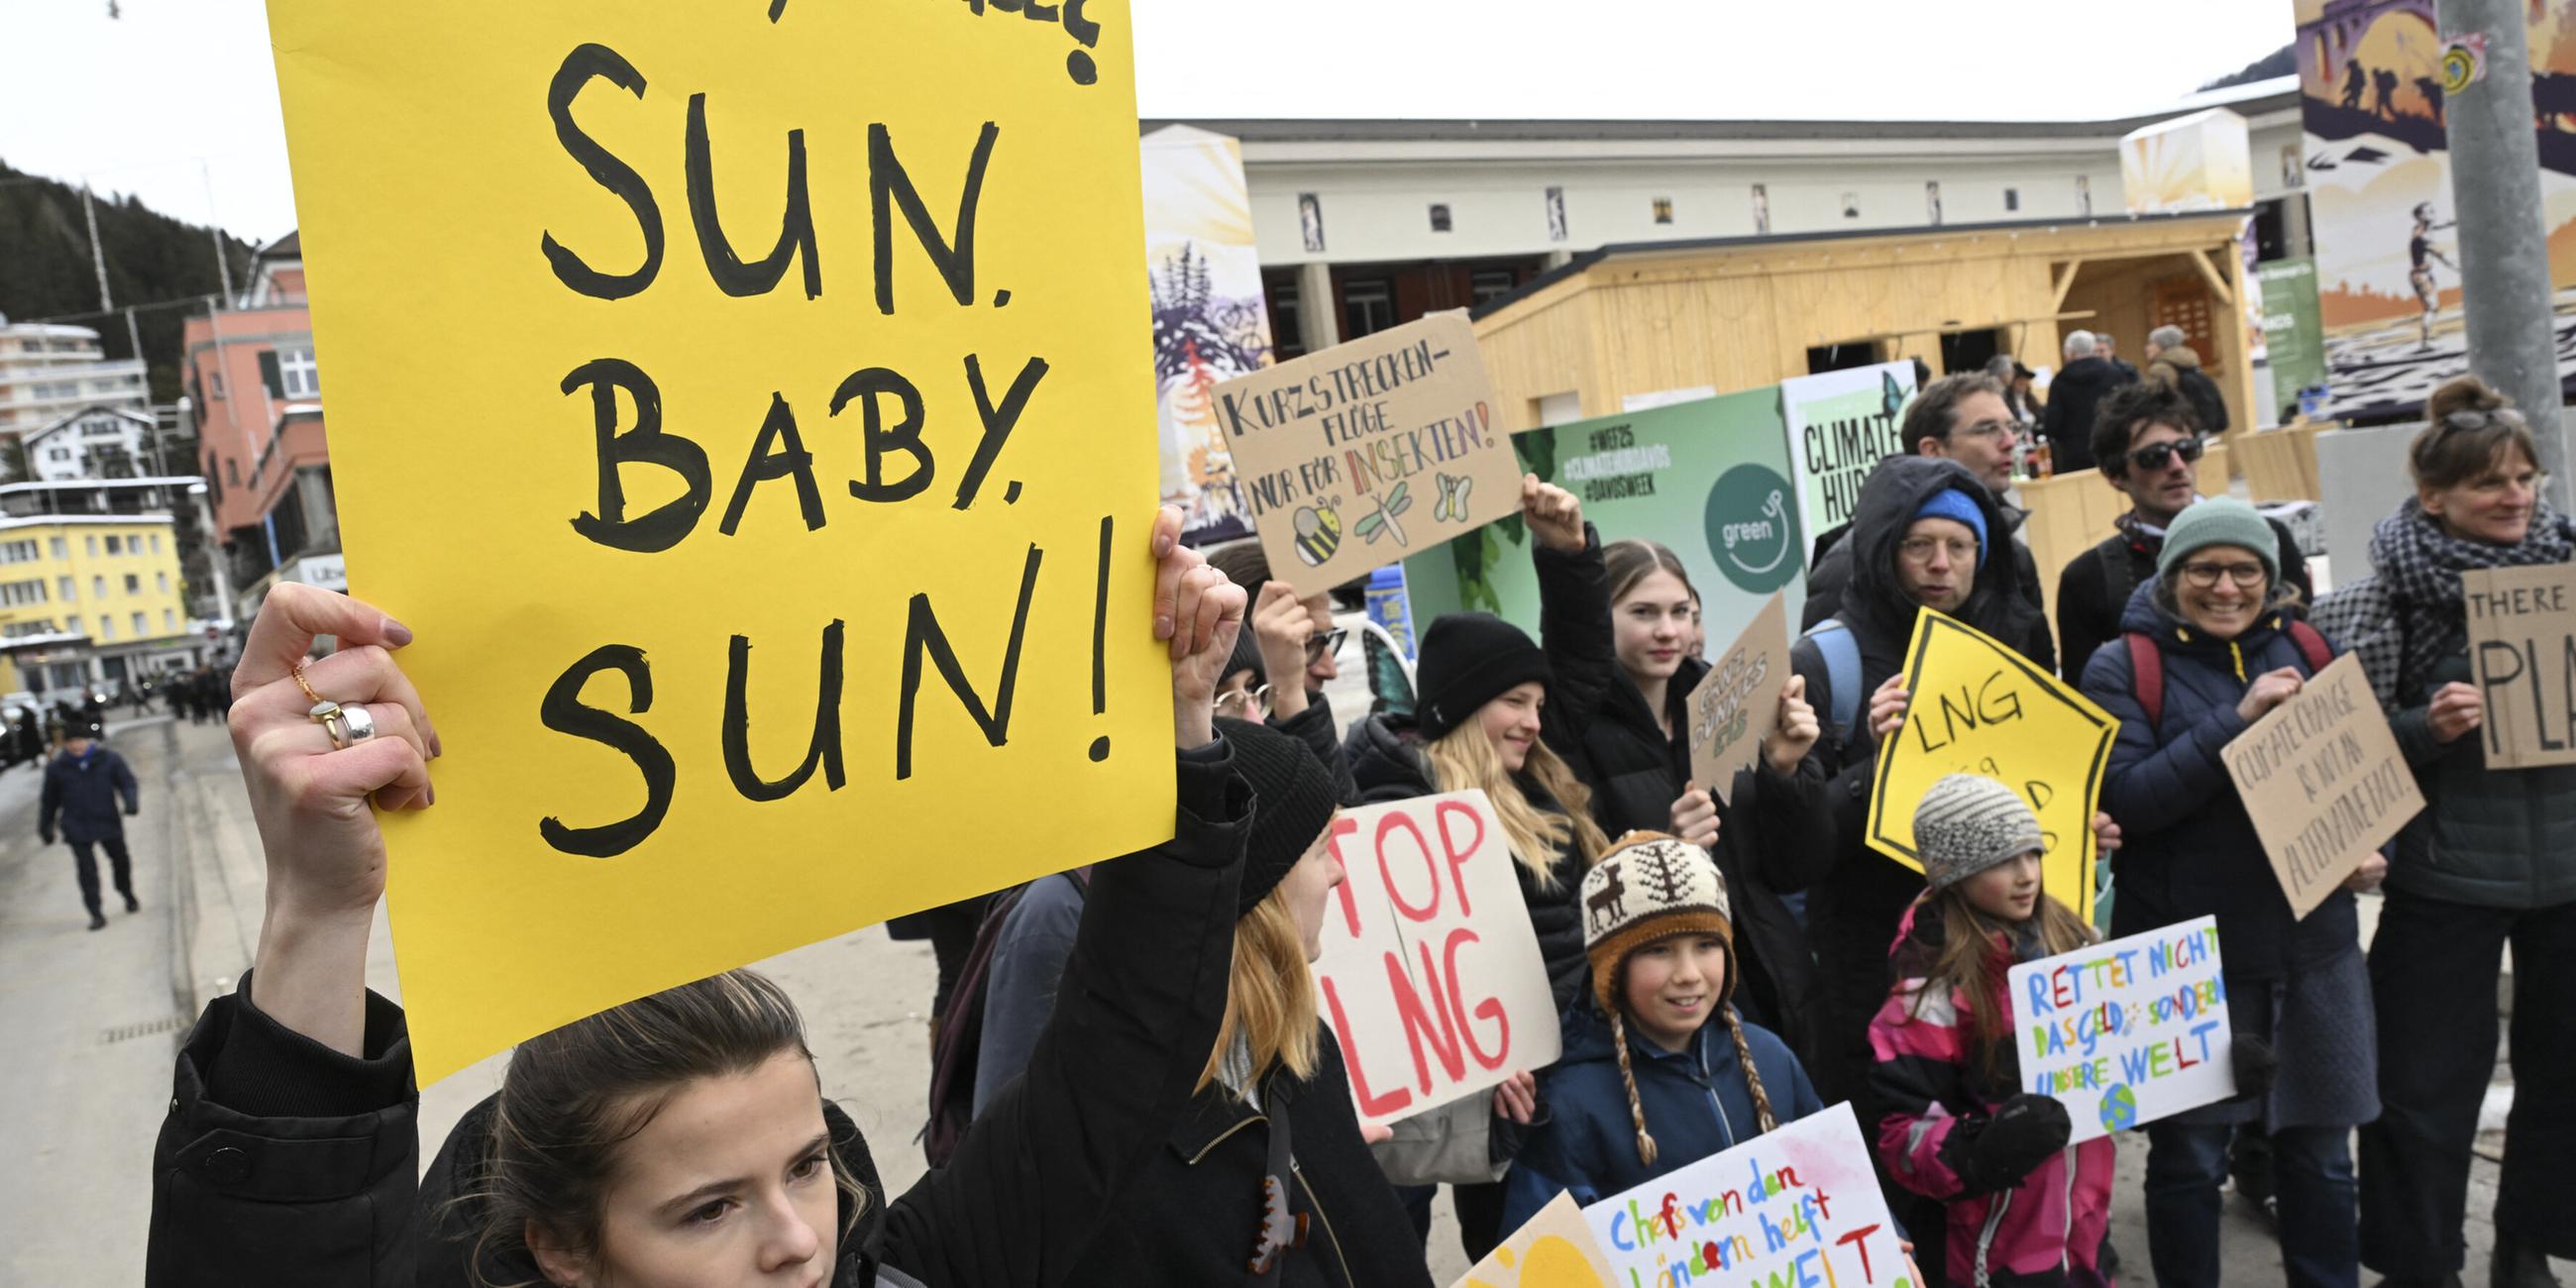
[1342,522,1614,1016]
[145,750,1253,1288]
[2080,584,2360,977]
[2313,573,2576,911]
[1066,1024,1431,1288]
[1869,905,2113,1288]
[1499,1004,1823,1233]
[2144,344,2231,435]
[1566,659,1835,1078]
[1789,456,2053,1105]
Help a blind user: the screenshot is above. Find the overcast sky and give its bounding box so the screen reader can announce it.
[1,0,2295,247]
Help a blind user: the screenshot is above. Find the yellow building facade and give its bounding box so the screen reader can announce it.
[0,507,199,698]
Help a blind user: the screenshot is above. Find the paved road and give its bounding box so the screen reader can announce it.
[1,712,2559,1286]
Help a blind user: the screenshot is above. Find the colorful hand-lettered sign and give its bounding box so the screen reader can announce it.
[2007,914,2237,1144]
[2222,653,2422,918]
[2462,564,2576,769]
[1454,1192,1616,1288]
[1687,591,1790,803]
[1314,791,1561,1127]
[1214,314,1515,598]
[268,0,1171,1081]
[1868,611,2116,921]
[1582,1103,1909,1288]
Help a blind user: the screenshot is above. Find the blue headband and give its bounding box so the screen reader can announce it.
[1909,487,1989,570]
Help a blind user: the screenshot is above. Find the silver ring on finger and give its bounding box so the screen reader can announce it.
[339,702,377,744]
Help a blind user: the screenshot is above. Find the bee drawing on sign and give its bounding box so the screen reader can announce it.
[1292,502,1342,567]
[1355,480,1414,547]
[1434,472,1474,523]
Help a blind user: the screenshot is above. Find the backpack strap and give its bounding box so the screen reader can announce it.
[2286,619,2333,677]
[2123,632,2165,730]
[1800,618,1865,744]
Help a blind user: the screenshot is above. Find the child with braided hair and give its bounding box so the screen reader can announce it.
[1497,832,1823,1229]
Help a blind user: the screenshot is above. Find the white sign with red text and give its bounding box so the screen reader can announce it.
[1314,790,1561,1127]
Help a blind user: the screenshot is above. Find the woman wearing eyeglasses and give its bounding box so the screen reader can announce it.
[2081,496,2376,1288]
[2055,382,2313,690]
[2314,376,2576,1288]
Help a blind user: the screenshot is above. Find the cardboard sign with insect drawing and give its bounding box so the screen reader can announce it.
[1211,313,1519,596]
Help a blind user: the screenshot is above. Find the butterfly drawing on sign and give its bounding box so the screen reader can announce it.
[1292,502,1343,567]
[1354,481,1414,546]
[1434,472,1473,523]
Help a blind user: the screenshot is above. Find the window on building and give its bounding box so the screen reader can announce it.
[105,535,121,555]
[1341,278,1397,340]
[131,611,147,635]
[158,572,169,593]
[226,460,241,486]
[48,538,64,561]
[1652,198,1674,225]
[0,579,48,606]
[1842,192,1862,219]
[2004,187,2021,212]
[0,540,36,564]
[150,535,161,554]
[124,574,140,594]
[278,347,321,398]
[56,577,72,600]
[84,536,96,557]
[1470,268,1522,307]
[163,609,176,632]
[66,614,80,634]
[1428,203,1452,233]
[1263,270,1306,362]
[99,617,113,640]
[49,448,69,463]
[91,576,104,598]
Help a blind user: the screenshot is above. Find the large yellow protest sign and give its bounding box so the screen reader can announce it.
[268,0,1170,1081]
[1867,611,2115,919]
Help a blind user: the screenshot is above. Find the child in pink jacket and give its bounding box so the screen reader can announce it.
[1869,775,2115,1288]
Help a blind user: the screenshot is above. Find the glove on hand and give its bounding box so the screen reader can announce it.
[1961,1093,2072,1190]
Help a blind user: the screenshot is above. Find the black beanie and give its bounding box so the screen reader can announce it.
[1413,613,1552,742]
[1225,628,1266,690]
[1215,716,1341,914]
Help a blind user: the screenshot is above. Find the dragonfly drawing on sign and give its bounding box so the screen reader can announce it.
[1355,481,1415,546]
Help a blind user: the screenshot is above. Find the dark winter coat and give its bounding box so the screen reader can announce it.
[2080,585,2360,979]
[1343,524,1614,1017]
[2038,356,2135,475]
[40,744,138,844]
[2053,513,2311,693]
[1565,659,1835,1077]
[2145,345,2231,436]
[2080,584,2379,1129]
[1869,905,2113,1288]
[144,750,1254,1288]
[1801,500,2056,676]
[1787,457,2053,1105]
[1499,1007,1823,1231]
[1068,1025,1432,1288]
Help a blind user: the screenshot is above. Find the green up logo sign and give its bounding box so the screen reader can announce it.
[1705,464,1802,593]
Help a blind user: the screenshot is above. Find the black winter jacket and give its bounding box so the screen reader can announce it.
[1343,525,1613,1018]
[2054,514,2311,686]
[145,750,1253,1288]
[1787,457,2053,1105]
[1067,1024,1432,1288]
[41,744,137,844]
[1564,659,1835,1075]
[2080,585,2360,979]
[2037,356,2135,475]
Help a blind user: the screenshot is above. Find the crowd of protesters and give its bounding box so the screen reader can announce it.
[134,365,2568,1288]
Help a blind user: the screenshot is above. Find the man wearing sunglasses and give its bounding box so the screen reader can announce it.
[2055,382,2310,679]
[1209,540,1356,799]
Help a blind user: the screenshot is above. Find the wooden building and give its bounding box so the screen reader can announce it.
[1468,209,2260,433]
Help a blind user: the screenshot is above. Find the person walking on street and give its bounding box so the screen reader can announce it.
[2312,377,2576,1288]
[40,719,141,930]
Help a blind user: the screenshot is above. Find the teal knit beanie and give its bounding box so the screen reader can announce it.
[2157,497,2278,588]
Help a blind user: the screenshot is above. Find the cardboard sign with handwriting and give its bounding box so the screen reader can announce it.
[1688,592,1790,801]
[268,0,1171,1081]
[2462,564,2576,769]
[2222,653,2422,918]
[1314,791,1561,1127]
[1453,1192,1617,1288]
[1868,611,2115,921]
[1214,314,1515,596]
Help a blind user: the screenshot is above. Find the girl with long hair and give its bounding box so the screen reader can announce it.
[1869,775,2112,1288]
[147,509,1267,1287]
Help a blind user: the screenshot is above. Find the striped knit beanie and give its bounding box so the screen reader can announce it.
[1913,774,2043,894]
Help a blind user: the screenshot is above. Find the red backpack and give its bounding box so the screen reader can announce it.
[2121,619,2332,729]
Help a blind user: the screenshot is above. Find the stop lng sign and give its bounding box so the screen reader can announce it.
[1312,791,1560,1127]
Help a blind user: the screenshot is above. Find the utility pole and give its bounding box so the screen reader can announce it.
[2440,0,2569,503]
[199,161,235,305]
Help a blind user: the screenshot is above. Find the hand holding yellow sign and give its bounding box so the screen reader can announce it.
[1867,611,2116,919]
[268,0,1169,1080]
